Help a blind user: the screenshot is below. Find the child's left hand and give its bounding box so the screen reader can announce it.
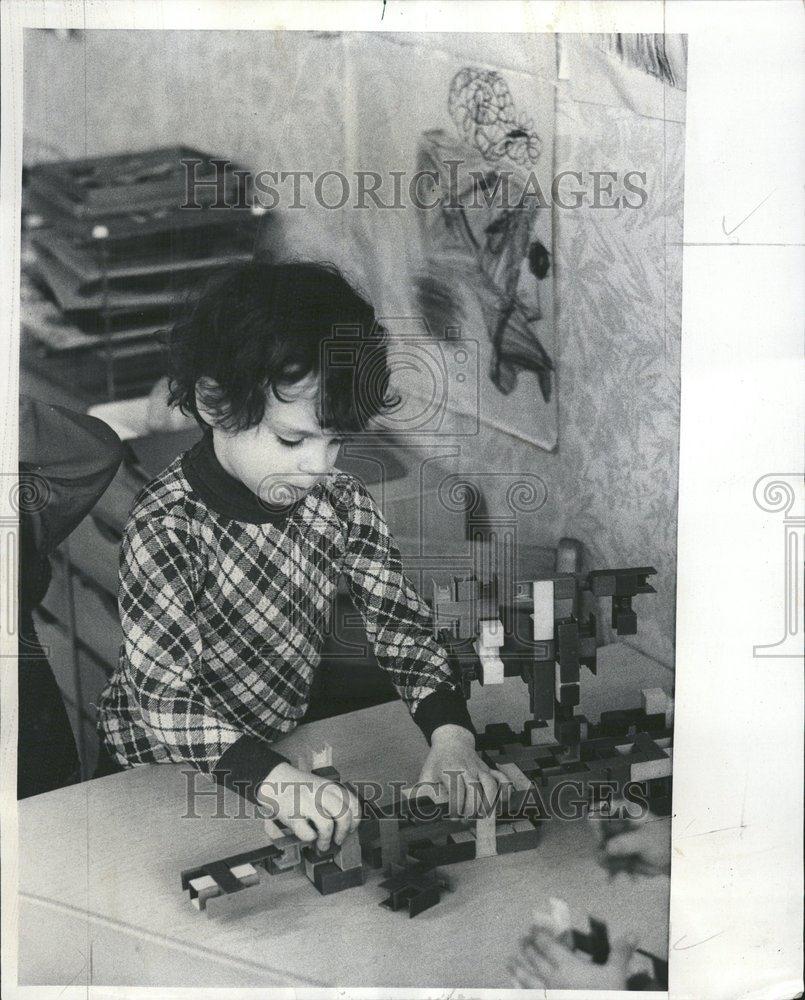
[417,724,511,818]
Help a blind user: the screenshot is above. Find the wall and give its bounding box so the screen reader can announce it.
[552,94,684,668]
[23,29,682,667]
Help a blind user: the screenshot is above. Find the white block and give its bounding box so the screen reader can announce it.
[479,619,505,649]
[529,723,558,746]
[641,687,668,716]
[532,580,555,640]
[631,756,672,782]
[475,640,505,684]
[189,874,221,910]
[475,813,498,858]
[230,863,260,886]
[481,655,505,685]
[532,897,572,943]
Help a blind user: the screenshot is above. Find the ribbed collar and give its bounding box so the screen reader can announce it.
[181,431,306,525]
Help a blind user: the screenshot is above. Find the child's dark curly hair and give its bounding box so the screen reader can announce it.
[167,260,399,433]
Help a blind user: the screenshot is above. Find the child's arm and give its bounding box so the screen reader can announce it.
[119,515,359,848]
[336,476,509,815]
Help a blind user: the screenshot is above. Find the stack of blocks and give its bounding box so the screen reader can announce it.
[378,862,450,917]
[180,750,365,914]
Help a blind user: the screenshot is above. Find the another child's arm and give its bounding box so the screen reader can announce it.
[337,477,509,816]
[589,804,672,876]
[121,516,359,847]
[509,929,636,991]
[19,395,124,556]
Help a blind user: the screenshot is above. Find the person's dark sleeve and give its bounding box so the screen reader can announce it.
[19,395,125,555]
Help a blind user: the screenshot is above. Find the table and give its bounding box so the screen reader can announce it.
[17,644,672,988]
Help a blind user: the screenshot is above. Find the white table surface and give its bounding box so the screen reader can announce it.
[17,644,673,988]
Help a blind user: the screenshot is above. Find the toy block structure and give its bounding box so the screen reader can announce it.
[378,861,451,917]
[429,543,670,817]
[180,758,364,913]
[181,843,295,913]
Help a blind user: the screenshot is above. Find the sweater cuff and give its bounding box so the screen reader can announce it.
[413,687,476,744]
[214,734,288,804]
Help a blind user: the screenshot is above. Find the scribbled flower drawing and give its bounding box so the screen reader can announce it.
[414,67,553,402]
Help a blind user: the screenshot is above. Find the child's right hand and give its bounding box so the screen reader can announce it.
[258,762,361,852]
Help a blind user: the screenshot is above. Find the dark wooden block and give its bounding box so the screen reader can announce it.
[311,860,365,895]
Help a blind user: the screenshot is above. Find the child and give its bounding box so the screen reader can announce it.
[97,261,507,851]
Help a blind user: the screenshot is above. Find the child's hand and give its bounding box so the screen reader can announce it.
[509,929,636,990]
[589,804,671,876]
[417,724,511,819]
[259,762,361,852]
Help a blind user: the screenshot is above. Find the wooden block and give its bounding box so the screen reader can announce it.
[476,647,505,685]
[556,538,583,574]
[229,862,260,887]
[525,720,555,746]
[553,597,576,620]
[311,860,365,895]
[631,756,672,782]
[447,830,476,845]
[433,600,468,619]
[379,817,405,868]
[512,818,537,833]
[495,823,515,837]
[641,687,669,716]
[299,740,333,772]
[532,897,573,947]
[478,619,504,649]
[333,830,363,872]
[474,813,498,858]
[455,577,478,602]
[188,874,221,911]
[497,761,532,793]
[532,580,555,640]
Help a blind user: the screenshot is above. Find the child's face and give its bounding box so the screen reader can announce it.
[211,376,344,505]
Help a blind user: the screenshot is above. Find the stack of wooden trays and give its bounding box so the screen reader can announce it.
[22,146,261,401]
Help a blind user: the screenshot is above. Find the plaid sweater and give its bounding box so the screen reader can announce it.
[97,433,472,799]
